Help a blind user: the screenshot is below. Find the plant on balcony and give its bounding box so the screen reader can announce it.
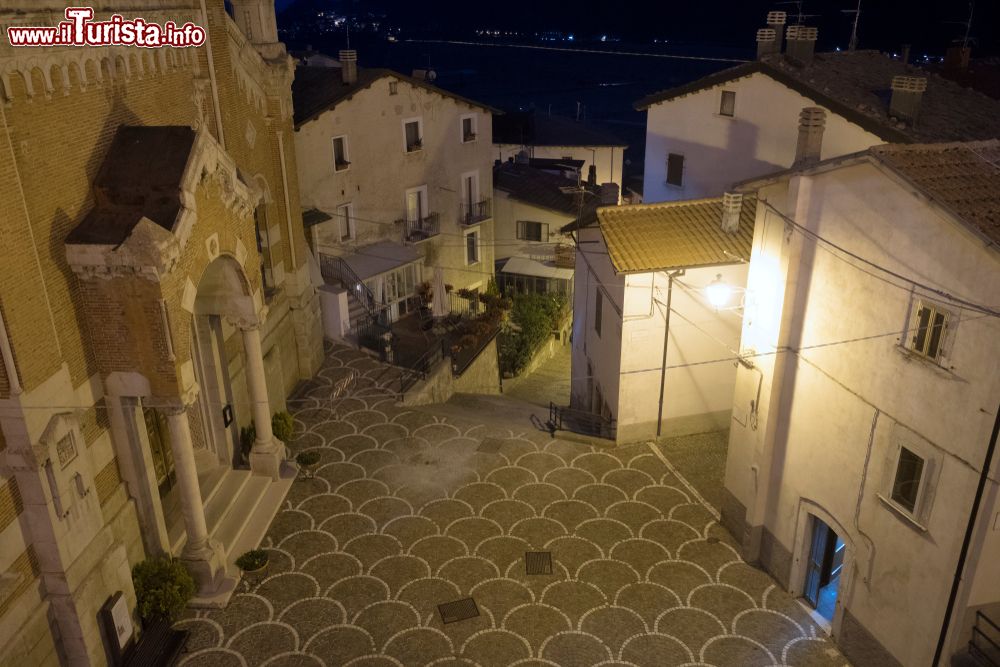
[271,411,294,442]
[132,556,196,624]
[235,549,269,574]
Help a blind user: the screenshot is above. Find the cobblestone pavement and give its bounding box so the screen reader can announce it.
[177,344,848,667]
[503,343,571,408]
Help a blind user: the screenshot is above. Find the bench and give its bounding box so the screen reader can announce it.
[126,620,189,666]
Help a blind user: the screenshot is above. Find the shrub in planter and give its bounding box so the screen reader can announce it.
[271,411,294,442]
[296,451,321,478]
[235,549,269,573]
[132,556,196,624]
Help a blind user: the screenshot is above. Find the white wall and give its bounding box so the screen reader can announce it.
[492,192,573,262]
[295,78,495,291]
[725,164,1000,665]
[497,143,625,192]
[641,72,883,203]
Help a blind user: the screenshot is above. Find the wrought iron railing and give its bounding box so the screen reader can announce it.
[459,198,492,226]
[319,253,377,315]
[970,610,1000,666]
[399,213,440,243]
[548,402,617,440]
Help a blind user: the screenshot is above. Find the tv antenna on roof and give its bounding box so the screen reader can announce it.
[842,0,862,51]
[945,1,977,48]
[776,0,820,25]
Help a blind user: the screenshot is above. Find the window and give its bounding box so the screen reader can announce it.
[404,119,422,152]
[516,220,547,242]
[909,300,952,361]
[666,153,684,187]
[465,230,479,265]
[719,90,736,117]
[461,115,477,142]
[336,203,354,241]
[389,81,398,95]
[332,136,350,171]
[891,446,924,514]
[254,205,273,291]
[594,290,603,336]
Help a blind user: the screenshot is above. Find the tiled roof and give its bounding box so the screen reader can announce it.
[292,65,498,128]
[494,162,602,227]
[493,111,628,147]
[871,141,1000,247]
[66,126,195,245]
[635,51,1000,144]
[597,196,757,273]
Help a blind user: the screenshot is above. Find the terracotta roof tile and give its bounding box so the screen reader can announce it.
[598,196,756,273]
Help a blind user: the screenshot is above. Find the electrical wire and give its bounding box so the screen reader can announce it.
[404,39,750,64]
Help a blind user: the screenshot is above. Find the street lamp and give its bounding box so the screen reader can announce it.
[706,274,731,310]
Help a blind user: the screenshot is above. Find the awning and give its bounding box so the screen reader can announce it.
[500,256,574,281]
[341,241,421,281]
[302,208,333,228]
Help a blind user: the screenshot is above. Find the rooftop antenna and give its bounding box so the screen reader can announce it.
[962,1,975,48]
[842,0,862,51]
[777,0,819,25]
[345,16,350,48]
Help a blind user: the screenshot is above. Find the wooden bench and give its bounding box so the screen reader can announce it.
[126,621,189,666]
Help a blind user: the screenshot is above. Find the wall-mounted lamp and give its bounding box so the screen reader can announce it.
[706,274,731,309]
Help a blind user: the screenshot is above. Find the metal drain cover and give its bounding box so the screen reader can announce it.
[438,597,480,624]
[477,437,503,453]
[525,551,553,575]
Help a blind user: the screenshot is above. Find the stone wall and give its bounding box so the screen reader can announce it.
[401,337,500,406]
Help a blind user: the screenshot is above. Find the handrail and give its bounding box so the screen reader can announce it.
[399,213,440,243]
[319,253,379,317]
[459,197,492,226]
[978,610,1000,636]
[549,402,616,439]
[972,626,1000,654]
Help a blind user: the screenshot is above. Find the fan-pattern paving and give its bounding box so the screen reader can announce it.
[177,344,848,667]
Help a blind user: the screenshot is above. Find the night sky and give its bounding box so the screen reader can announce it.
[278,0,999,55]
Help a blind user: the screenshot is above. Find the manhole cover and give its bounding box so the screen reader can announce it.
[477,437,503,453]
[438,597,480,624]
[525,552,553,575]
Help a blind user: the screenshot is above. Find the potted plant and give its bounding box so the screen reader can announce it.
[235,549,269,591]
[271,411,294,442]
[296,450,321,479]
[132,556,196,626]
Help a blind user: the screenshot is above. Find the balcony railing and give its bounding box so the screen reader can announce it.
[398,213,440,243]
[459,197,492,226]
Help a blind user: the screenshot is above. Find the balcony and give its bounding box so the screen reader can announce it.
[459,197,492,226]
[399,213,440,243]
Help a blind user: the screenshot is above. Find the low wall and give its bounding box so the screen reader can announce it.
[401,338,500,406]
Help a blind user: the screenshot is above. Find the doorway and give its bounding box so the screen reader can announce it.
[803,516,845,621]
[143,407,175,498]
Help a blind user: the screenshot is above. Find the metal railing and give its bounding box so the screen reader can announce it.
[459,197,492,226]
[549,402,617,440]
[399,213,440,243]
[398,338,447,393]
[452,328,499,377]
[970,610,1000,666]
[319,253,378,316]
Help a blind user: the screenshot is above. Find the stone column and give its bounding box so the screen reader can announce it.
[163,399,226,595]
[240,321,285,479]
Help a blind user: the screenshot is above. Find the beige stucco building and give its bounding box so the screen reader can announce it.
[724,140,1000,666]
[293,58,498,327]
[0,1,322,663]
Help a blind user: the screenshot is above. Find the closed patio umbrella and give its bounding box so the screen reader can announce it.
[431,267,448,319]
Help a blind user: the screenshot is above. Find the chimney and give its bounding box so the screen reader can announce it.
[587,164,597,187]
[785,26,818,65]
[339,49,357,85]
[766,11,787,52]
[756,29,778,59]
[599,183,620,205]
[889,75,927,124]
[721,193,743,234]
[944,46,971,72]
[794,107,826,166]
[901,44,911,64]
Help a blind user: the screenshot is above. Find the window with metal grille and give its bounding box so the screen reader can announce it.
[666,153,684,187]
[332,136,350,171]
[909,300,951,360]
[891,446,924,514]
[516,221,547,242]
[720,90,736,117]
[594,290,603,336]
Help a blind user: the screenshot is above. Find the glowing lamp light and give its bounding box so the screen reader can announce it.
[706,274,731,309]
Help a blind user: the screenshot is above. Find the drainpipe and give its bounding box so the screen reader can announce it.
[655,269,685,437]
[199,0,226,149]
[933,401,1000,665]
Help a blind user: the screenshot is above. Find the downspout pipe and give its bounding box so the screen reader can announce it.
[656,269,685,437]
[933,401,1000,665]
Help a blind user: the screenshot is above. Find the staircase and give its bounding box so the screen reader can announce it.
[163,449,295,603]
[346,290,367,332]
[970,610,1000,666]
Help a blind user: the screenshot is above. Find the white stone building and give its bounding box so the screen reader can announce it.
[635,16,1000,203]
[724,140,1000,666]
[293,55,498,325]
[567,195,756,442]
[493,111,627,194]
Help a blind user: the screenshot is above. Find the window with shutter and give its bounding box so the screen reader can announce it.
[909,300,951,360]
[516,221,546,242]
[720,90,736,117]
[666,153,684,187]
